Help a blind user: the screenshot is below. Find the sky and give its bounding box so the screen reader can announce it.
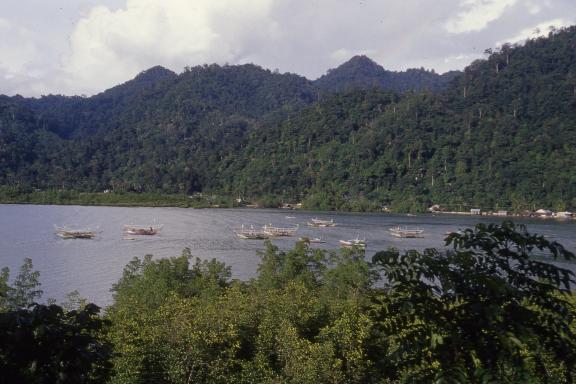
[0,0,574,97]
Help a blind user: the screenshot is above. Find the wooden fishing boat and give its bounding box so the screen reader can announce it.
[55,226,96,239]
[263,224,299,237]
[298,236,326,244]
[339,236,366,249]
[123,224,163,236]
[389,226,424,238]
[234,225,270,240]
[306,217,336,227]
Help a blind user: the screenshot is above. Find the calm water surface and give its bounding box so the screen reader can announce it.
[1,204,575,306]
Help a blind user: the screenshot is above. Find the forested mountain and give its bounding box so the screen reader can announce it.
[315,55,460,93]
[1,26,576,211]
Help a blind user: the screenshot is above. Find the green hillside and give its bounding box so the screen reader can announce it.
[1,26,575,212]
[315,55,459,93]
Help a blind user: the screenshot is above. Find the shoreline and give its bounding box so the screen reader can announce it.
[0,198,574,221]
[1,189,574,218]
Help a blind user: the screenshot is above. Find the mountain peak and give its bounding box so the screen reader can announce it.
[314,55,387,92]
[134,66,177,82]
[96,66,177,99]
[343,55,382,68]
[329,55,384,76]
[315,55,458,93]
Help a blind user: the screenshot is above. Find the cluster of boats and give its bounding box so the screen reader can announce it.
[236,217,371,250]
[336,227,425,249]
[235,217,426,251]
[234,224,299,239]
[54,224,163,239]
[55,218,425,249]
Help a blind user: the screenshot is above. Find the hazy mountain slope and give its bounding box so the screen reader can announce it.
[315,55,460,93]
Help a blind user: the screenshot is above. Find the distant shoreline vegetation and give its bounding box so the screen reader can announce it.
[0,188,224,209]
[0,187,573,217]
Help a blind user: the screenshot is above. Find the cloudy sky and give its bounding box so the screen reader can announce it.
[0,0,574,97]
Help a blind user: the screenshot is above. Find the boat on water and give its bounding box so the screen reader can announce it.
[55,226,97,239]
[298,236,326,244]
[234,225,270,240]
[307,217,336,227]
[389,226,424,238]
[339,236,366,249]
[263,224,299,237]
[123,224,163,236]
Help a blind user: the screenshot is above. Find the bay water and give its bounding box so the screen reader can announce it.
[1,204,574,306]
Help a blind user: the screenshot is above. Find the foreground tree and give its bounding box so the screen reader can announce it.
[106,242,377,383]
[0,303,112,384]
[372,221,576,382]
[2,258,43,310]
[0,259,112,383]
[106,249,233,383]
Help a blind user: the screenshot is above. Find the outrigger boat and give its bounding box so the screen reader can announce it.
[298,236,326,244]
[306,217,336,227]
[55,226,97,239]
[339,236,366,249]
[263,224,299,237]
[234,225,270,240]
[123,224,163,236]
[389,226,424,238]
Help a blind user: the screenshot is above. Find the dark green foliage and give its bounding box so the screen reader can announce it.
[106,250,232,383]
[110,248,231,309]
[1,27,576,211]
[6,258,43,309]
[0,259,42,312]
[0,303,112,384]
[315,55,459,93]
[256,240,327,290]
[0,267,9,309]
[371,221,576,382]
[0,257,43,311]
[0,259,112,383]
[106,242,376,383]
[323,247,377,300]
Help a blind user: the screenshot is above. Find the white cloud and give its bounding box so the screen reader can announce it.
[0,18,38,76]
[0,17,11,29]
[329,48,377,63]
[0,0,575,96]
[496,18,575,45]
[443,53,481,65]
[526,1,542,15]
[0,17,55,95]
[61,0,276,95]
[330,48,352,62]
[445,0,518,34]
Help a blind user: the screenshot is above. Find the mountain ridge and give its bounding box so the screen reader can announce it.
[1,55,460,100]
[1,26,575,212]
[315,55,460,93]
